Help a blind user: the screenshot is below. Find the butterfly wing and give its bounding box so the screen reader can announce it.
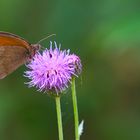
[0,46,28,79]
[0,32,31,79]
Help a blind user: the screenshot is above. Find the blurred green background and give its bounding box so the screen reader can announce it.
[0,0,140,139]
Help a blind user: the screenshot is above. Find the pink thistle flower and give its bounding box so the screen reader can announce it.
[24,42,82,95]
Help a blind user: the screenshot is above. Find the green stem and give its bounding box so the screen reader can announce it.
[55,96,64,140]
[71,77,79,140]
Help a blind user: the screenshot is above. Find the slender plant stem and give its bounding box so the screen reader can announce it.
[55,96,64,140]
[71,77,79,140]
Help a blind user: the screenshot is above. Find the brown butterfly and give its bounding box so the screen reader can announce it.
[0,31,41,79]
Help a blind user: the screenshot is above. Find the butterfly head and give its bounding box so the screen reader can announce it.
[29,44,41,59]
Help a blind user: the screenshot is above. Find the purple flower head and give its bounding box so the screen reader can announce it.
[24,42,82,95]
[67,54,82,75]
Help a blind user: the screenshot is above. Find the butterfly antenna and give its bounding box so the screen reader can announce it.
[37,34,56,44]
